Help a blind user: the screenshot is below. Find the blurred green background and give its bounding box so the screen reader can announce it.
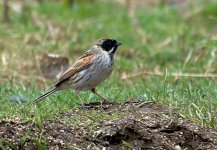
[0,0,217,126]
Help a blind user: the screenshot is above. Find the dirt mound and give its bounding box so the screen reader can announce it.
[86,115,217,149]
[0,101,217,149]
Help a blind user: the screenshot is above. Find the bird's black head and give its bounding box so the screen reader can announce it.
[96,38,122,54]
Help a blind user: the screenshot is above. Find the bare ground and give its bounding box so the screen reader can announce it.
[0,100,217,149]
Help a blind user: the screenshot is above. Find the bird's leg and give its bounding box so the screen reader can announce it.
[75,91,84,107]
[91,88,110,104]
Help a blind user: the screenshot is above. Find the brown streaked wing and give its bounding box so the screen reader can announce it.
[55,53,95,86]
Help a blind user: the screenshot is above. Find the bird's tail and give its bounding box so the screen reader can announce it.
[33,86,59,104]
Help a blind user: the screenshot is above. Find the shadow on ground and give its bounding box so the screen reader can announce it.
[0,100,217,149]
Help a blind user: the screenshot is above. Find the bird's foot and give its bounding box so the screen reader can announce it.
[101,99,112,105]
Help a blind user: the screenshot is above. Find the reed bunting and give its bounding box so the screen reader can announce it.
[34,38,122,105]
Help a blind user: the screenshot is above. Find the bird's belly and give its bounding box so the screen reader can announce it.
[71,65,113,91]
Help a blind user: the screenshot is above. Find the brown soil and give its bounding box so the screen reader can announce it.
[0,100,217,149]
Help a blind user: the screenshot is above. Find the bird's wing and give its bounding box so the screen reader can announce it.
[55,48,97,86]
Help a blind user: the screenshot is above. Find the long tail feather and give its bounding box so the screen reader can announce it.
[33,87,59,103]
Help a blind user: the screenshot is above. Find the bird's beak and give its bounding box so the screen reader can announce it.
[116,42,122,46]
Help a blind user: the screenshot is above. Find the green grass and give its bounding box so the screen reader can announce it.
[0,0,217,129]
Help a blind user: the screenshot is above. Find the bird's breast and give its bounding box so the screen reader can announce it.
[71,52,113,91]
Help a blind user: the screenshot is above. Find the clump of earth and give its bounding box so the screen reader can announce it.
[0,100,217,149]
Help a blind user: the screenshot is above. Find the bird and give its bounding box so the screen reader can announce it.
[33,38,122,105]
